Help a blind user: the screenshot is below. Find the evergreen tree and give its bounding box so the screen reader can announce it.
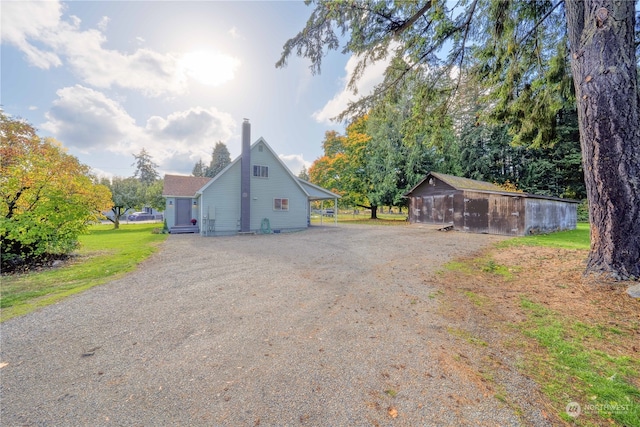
[132,148,159,185]
[192,159,206,177]
[298,165,310,181]
[205,142,231,178]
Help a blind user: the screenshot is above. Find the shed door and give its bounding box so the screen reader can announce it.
[176,198,192,226]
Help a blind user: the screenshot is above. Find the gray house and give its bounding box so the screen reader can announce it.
[404,172,578,236]
[163,120,340,235]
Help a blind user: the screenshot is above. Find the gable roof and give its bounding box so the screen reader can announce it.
[431,172,507,192]
[162,138,341,201]
[405,171,579,203]
[197,137,339,200]
[163,174,212,197]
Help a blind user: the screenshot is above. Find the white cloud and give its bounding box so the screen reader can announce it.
[97,16,110,32]
[1,1,240,97]
[41,85,140,152]
[313,52,391,124]
[0,1,64,68]
[279,153,311,176]
[41,86,237,174]
[228,26,240,39]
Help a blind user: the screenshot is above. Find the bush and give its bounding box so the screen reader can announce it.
[577,199,589,222]
[1,113,112,272]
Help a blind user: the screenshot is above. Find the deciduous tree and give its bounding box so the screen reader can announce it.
[1,112,112,270]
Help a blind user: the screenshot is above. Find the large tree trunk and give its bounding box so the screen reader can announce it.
[565,1,640,280]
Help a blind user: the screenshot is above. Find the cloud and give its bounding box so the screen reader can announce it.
[97,16,110,32]
[1,1,240,97]
[228,26,240,39]
[0,1,64,68]
[279,153,312,176]
[41,85,140,152]
[41,86,237,174]
[313,52,391,124]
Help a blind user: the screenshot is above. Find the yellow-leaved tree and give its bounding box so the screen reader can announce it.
[0,112,112,271]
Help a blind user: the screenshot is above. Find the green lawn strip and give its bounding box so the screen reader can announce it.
[518,298,640,426]
[497,222,591,250]
[311,212,407,225]
[1,223,167,322]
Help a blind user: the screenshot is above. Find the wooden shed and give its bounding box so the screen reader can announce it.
[404,172,578,236]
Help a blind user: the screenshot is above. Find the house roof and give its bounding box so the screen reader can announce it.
[405,171,579,203]
[163,174,212,197]
[297,178,341,200]
[197,137,340,201]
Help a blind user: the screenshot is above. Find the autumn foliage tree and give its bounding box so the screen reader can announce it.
[1,112,112,271]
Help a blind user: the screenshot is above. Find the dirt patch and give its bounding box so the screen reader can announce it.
[435,244,640,424]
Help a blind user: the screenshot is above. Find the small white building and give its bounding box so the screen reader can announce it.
[162,120,340,235]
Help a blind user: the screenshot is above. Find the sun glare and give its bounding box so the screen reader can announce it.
[180,51,240,87]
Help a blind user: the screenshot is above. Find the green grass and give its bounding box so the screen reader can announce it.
[310,211,408,225]
[1,223,168,322]
[519,298,640,426]
[498,222,591,250]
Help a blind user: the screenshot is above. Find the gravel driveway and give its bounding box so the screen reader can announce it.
[1,224,543,426]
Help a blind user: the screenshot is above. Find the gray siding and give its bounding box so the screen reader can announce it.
[198,140,310,235]
[249,141,308,231]
[199,162,241,234]
[524,199,577,234]
[165,198,176,227]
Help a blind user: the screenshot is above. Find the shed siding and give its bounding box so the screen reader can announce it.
[488,194,525,236]
[249,142,308,231]
[406,173,576,236]
[462,192,489,233]
[524,199,577,234]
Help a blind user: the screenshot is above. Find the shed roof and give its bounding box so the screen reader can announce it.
[405,171,579,203]
[433,172,508,192]
[163,174,211,197]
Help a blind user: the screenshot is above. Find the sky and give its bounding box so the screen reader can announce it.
[1,0,387,178]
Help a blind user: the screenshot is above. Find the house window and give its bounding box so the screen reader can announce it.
[274,198,289,211]
[253,165,268,178]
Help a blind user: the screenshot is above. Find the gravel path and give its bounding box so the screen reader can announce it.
[1,224,543,426]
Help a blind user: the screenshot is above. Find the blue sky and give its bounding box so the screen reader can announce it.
[1,1,386,177]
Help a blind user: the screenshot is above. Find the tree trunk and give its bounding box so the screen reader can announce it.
[565,0,640,280]
[371,205,378,219]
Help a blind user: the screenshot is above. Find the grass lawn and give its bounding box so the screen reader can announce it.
[1,223,168,322]
[498,222,591,250]
[310,210,408,225]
